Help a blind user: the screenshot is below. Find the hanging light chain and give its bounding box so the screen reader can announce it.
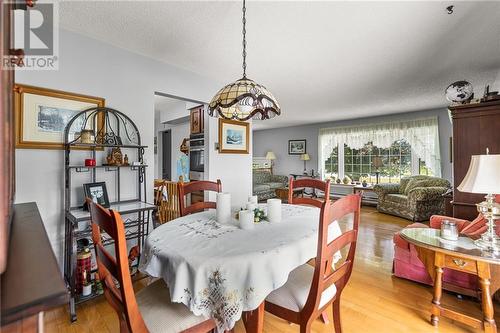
[242,0,247,78]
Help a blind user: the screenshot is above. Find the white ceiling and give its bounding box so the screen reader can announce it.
[59,1,500,130]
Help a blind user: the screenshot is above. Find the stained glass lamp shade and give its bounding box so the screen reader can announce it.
[208,78,280,121]
[207,0,281,121]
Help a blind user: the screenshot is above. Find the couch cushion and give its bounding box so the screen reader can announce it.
[267,182,284,190]
[253,184,271,193]
[253,171,271,184]
[399,178,412,194]
[386,194,408,205]
[266,264,336,312]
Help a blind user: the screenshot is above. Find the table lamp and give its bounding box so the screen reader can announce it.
[300,153,310,174]
[265,151,276,174]
[372,156,384,184]
[457,150,500,253]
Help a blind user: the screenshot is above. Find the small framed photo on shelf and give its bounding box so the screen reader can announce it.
[288,139,306,155]
[83,182,110,209]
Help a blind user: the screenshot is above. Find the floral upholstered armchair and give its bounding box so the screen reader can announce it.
[252,171,288,201]
[373,175,451,222]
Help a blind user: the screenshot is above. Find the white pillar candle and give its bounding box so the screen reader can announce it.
[246,202,257,212]
[248,195,258,204]
[267,198,282,223]
[239,210,254,230]
[216,193,232,224]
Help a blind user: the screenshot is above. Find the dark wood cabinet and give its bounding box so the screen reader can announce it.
[450,100,500,220]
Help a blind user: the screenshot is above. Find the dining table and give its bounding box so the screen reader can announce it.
[139,203,343,333]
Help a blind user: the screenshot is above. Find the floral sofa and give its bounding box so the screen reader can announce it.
[373,175,451,222]
[252,171,288,201]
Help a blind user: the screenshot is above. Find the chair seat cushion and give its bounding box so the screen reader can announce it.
[266,264,337,312]
[136,279,207,333]
[253,184,271,193]
[386,194,408,205]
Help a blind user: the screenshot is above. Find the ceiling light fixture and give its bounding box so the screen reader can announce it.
[208,0,281,121]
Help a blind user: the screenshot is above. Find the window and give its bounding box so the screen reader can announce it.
[324,145,338,180]
[319,118,441,183]
[342,140,412,183]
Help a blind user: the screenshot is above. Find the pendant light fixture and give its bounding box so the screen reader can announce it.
[208,0,281,121]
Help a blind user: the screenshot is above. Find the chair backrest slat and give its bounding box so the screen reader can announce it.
[288,178,330,208]
[302,193,361,317]
[178,180,222,216]
[87,199,149,332]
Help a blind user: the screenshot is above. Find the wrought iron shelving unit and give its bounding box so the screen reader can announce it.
[63,107,155,321]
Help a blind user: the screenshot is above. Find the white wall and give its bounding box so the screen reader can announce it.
[206,114,253,208]
[15,29,254,267]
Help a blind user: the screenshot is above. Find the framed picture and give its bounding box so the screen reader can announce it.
[218,118,249,154]
[288,139,307,155]
[83,182,110,208]
[14,84,105,149]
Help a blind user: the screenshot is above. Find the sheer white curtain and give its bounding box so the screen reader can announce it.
[319,117,441,177]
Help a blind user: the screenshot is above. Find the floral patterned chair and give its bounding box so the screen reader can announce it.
[252,171,288,201]
[373,175,451,222]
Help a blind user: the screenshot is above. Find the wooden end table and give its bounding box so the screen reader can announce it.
[401,228,500,333]
[275,187,304,203]
[353,185,378,206]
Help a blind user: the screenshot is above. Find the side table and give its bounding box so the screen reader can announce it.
[353,185,378,206]
[275,187,304,203]
[401,228,500,333]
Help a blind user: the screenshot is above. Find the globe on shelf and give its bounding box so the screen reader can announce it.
[445,81,473,103]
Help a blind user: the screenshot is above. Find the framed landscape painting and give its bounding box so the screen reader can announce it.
[14,84,105,149]
[288,139,306,155]
[218,118,249,154]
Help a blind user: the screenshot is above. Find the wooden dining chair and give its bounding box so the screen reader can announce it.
[178,180,222,216]
[265,194,361,333]
[154,179,182,225]
[87,199,215,333]
[288,178,331,208]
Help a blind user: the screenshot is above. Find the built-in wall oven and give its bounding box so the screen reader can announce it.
[189,134,204,180]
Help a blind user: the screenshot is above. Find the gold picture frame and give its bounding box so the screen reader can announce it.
[14,84,105,149]
[218,118,249,154]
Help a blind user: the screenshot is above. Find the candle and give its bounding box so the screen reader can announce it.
[246,202,257,212]
[267,198,282,223]
[216,193,232,224]
[239,210,254,230]
[248,195,258,204]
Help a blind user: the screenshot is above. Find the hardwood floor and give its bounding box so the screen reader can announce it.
[46,207,500,333]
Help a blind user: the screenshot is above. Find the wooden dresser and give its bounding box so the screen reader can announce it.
[449,100,500,220]
[1,203,68,332]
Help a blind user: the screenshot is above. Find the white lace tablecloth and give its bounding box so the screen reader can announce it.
[139,204,342,332]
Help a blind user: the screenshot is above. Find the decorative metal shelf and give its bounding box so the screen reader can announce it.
[68,143,147,149]
[63,107,152,322]
[68,164,148,173]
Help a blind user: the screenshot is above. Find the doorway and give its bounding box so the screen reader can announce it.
[162,130,172,180]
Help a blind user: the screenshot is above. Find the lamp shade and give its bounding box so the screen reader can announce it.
[457,154,500,194]
[265,151,276,160]
[372,156,384,168]
[300,153,310,161]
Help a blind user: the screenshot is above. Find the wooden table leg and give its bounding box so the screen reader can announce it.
[242,302,264,333]
[431,265,443,326]
[479,276,497,333]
